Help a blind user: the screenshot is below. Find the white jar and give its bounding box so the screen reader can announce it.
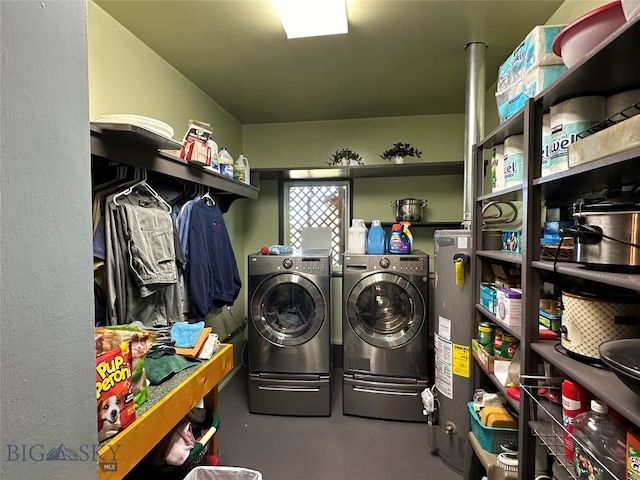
[348,219,367,254]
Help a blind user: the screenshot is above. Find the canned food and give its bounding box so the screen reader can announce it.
[500,332,520,358]
[478,322,494,352]
[493,328,503,357]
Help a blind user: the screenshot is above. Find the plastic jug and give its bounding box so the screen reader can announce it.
[218,147,234,179]
[234,154,250,185]
[206,138,219,173]
[367,220,386,254]
[348,219,367,254]
[388,223,411,254]
[572,399,626,480]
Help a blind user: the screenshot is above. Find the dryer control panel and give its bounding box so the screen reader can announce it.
[249,252,330,275]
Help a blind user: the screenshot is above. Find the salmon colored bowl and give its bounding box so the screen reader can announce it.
[552,0,626,68]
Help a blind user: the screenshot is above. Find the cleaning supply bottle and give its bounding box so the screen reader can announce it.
[572,399,626,480]
[562,378,591,464]
[348,219,367,254]
[218,147,234,179]
[367,220,386,254]
[206,138,219,173]
[399,221,413,253]
[234,154,250,185]
[388,223,411,254]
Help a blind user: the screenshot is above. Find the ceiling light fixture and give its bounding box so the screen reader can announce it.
[272,0,348,39]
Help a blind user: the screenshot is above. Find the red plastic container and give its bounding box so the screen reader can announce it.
[561,378,591,463]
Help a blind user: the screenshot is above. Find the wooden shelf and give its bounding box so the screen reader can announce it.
[472,354,518,412]
[252,161,463,181]
[97,344,233,480]
[464,432,518,480]
[532,260,640,292]
[531,341,640,426]
[478,110,525,150]
[90,125,258,213]
[476,250,523,265]
[475,304,522,340]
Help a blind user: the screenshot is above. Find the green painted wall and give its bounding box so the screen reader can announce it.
[88,1,248,334]
[242,114,466,254]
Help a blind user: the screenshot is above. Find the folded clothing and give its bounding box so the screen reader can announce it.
[175,327,211,358]
[171,321,205,348]
[145,350,200,385]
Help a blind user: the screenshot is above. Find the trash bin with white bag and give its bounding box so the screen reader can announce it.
[184,466,262,480]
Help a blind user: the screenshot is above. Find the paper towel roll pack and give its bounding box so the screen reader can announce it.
[504,135,524,188]
[545,96,605,176]
[491,144,505,192]
[541,113,552,175]
[496,25,566,122]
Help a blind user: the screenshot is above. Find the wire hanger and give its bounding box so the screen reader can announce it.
[112,168,172,213]
[93,164,128,192]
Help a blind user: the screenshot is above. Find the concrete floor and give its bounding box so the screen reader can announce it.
[216,367,463,480]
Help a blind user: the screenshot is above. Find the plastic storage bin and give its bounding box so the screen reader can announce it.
[468,402,518,454]
[184,466,263,480]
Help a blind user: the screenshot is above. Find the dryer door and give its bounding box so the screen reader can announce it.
[346,272,425,348]
[251,273,327,346]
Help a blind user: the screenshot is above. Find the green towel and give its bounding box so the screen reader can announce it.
[145,352,200,385]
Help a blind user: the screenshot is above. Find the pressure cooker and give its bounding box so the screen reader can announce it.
[391,197,427,222]
[561,196,640,270]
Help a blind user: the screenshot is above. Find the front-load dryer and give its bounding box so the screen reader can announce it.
[248,249,332,416]
[342,251,429,422]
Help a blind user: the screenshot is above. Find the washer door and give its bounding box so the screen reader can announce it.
[251,273,327,346]
[346,272,424,348]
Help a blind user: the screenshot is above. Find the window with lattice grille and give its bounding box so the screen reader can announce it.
[284,181,349,266]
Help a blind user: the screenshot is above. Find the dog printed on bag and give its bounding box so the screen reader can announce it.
[96,342,136,441]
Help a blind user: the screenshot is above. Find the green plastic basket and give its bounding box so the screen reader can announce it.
[467,402,518,454]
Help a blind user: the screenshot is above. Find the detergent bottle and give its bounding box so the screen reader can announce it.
[388,223,411,254]
[399,221,413,253]
[367,220,386,254]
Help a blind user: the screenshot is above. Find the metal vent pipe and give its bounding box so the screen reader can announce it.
[462,42,487,229]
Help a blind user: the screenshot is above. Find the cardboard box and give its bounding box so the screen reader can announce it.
[480,283,497,315]
[628,428,640,480]
[496,287,522,326]
[502,230,522,253]
[472,339,511,374]
[490,263,521,287]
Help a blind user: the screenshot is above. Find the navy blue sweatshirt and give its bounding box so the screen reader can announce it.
[187,199,241,321]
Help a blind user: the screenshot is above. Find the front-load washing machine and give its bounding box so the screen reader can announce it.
[248,250,332,416]
[342,251,429,422]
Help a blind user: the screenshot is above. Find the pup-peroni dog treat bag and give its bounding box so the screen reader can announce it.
[96,342,136,441]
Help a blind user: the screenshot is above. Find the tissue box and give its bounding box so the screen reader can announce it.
[480,283,498,315]
[502,230,522,253]
[496,287,522,326]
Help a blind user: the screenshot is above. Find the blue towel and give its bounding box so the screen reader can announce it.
[171,321,205,348]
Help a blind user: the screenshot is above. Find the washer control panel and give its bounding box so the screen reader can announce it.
[371,254,428,274]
